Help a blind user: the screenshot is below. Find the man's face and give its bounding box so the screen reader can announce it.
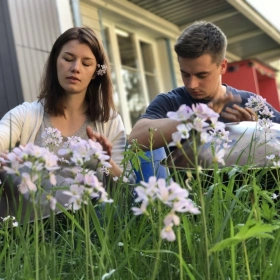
[178,54,227,100]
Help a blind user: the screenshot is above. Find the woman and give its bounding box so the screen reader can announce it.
[0,27,134,219]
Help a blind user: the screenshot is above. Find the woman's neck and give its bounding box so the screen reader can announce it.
[63,94,88,118]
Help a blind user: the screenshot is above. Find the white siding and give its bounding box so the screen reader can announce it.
[80,2,101,38]
[171,39,183,87]
[8,0,61,102]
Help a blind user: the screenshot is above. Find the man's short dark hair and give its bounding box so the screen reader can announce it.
[174,21,227,65]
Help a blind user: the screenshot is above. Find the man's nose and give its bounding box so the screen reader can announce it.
[188,76,198,89]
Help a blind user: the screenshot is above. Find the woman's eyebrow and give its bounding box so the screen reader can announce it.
[63,52,94,60]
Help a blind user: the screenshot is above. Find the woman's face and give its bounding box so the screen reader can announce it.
[56,40,97,96]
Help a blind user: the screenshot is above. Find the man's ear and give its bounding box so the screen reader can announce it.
[220,59,227,75]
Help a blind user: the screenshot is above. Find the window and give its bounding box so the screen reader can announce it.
[102,25,159,132]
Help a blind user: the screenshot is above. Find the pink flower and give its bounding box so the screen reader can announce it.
[192,103,219,120]
[18,172,38,194]
[160,223,176,242]
[132,201,148,215]
[173,199,200,214]
[213,147,225,166]
[164,211,180,226]
[168,131,182,147]
[63,184,85,210]
[47,195,57,211]
[176,123,192,139]
[167,104,193,121]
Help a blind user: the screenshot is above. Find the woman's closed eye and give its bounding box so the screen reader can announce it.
[64,57,73,62]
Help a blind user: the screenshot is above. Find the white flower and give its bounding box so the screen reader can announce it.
[41,127,63,149]
[212,148,225,166]
[132,201,148,215]
[160,223,176,242]
[266,154,275,160]
[63,184,85,210]
[192,103,219,120]
[2,215,11,222]
[18,172,38,194]
[164,212,180,226]
[47,195,57,211]
[12,221,19,227]
[122,176,129,183]
[172,198,200,214]
[176,123,192,139]
[167,104,193,121]
[168,131,182,148]
[101,269,116,280]
[118,242,124,247]
[100,165,110,176]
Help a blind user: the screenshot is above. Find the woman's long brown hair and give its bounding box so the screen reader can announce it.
[38,27,116,122]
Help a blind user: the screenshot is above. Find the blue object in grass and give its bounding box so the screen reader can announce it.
[134,147,168,183]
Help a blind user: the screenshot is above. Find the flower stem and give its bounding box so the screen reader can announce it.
[192,131,210,280]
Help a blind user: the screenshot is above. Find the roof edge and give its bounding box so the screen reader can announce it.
[227,0,280,44]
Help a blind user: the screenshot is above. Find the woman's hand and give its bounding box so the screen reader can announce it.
[86,126,123,177]
[0,151,9,167]
[86,126,112,158]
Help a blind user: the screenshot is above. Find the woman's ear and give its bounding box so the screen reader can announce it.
[91,74,96,80]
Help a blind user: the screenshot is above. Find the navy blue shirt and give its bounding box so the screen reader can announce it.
[140,85,280,123]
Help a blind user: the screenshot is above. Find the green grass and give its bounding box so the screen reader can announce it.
[1,150,280,280]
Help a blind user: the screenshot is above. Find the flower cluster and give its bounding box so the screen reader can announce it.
[246,95,274,132]
[266,153,280,167]
[3,143,60,193]
[96,64,107,76]
[3,128,113,213]
[1,215,18,227]
[41,127,63,150]
[167,103,230,166]
[132,176,200,241]
[63,169,113,211]
[58,138,111,169]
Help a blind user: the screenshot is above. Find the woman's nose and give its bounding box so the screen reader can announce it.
[71,60,80,73]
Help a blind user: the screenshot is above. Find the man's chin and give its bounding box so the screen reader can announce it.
[189,92,207,100]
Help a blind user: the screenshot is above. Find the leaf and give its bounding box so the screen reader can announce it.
[209,222,279,254]
[209,237,241,253]
[236,223,279,239]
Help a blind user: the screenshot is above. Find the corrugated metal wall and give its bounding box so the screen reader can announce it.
[0,0,23,118]
[7,0,61,103]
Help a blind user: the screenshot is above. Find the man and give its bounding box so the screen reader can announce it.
[129,21,280,150]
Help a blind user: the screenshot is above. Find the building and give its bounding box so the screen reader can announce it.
[2,0,280,133]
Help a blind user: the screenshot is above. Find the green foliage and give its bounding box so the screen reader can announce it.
[1,142,280,279]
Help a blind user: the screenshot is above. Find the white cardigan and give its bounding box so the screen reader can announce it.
[0,101,128,168]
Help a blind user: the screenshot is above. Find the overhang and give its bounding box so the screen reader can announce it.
[125,0,280,63]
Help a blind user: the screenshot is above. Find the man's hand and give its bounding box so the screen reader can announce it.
[207,92,242,114]
[207,92,257,122]
[221,105,258,122]
[86,126,112,158]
